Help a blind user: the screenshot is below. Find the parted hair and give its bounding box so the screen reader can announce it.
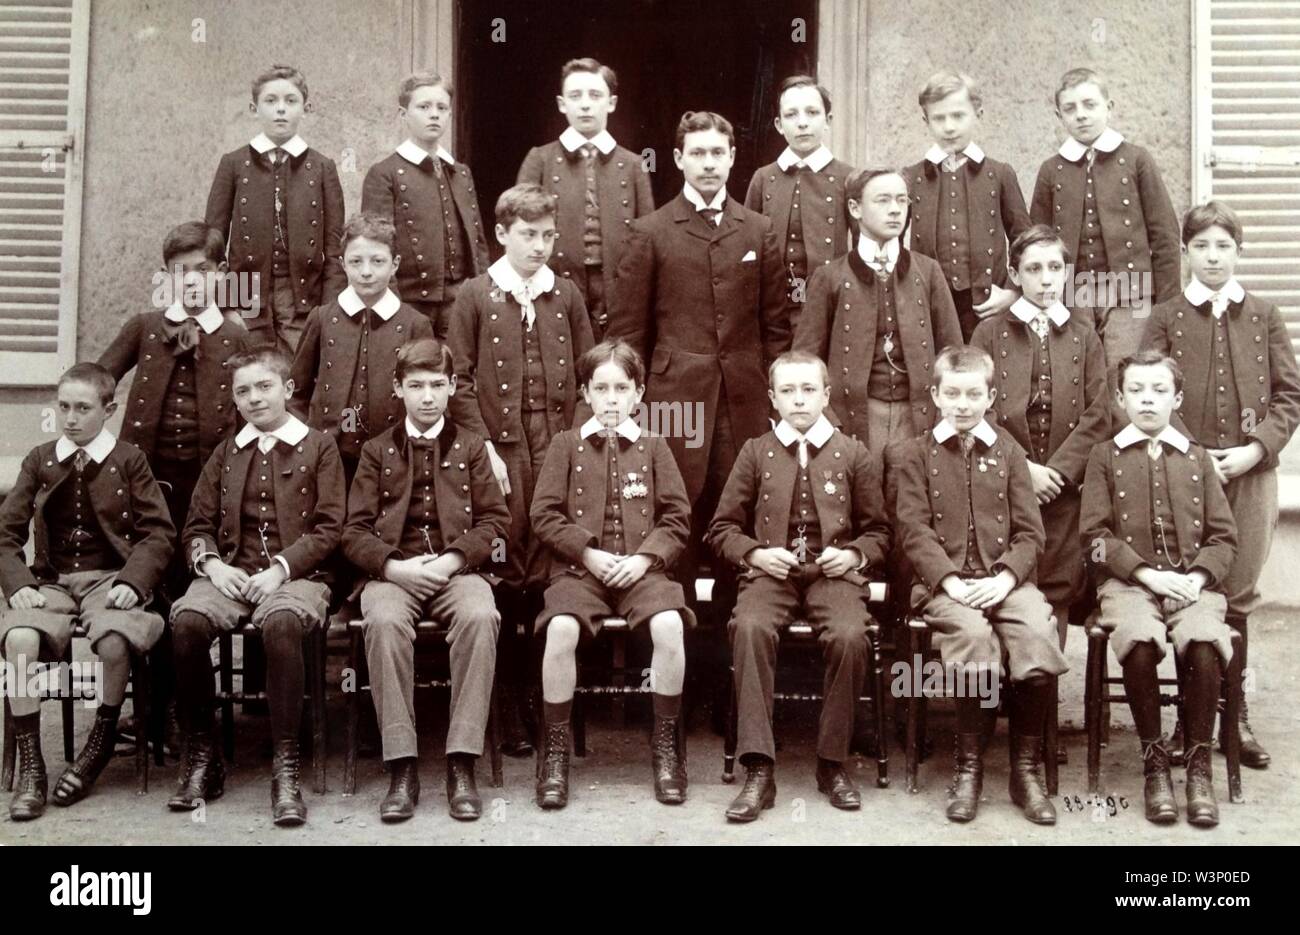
[395,337,455,381]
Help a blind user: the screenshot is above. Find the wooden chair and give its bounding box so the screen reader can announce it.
[340,606,503,795]
[1085,620,1243,801]
[903,616,1060,795]
[215,621,329,794]
[2,616,160,794]
[720,581,892,788]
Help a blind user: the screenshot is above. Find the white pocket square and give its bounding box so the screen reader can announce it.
[741,250,757,262]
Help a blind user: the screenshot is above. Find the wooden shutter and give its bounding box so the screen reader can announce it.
[0,0,87,385]
[1195,0,1300,352]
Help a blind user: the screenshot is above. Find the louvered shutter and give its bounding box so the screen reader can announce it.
[0,0,87,385]
[1196,0,1300,352]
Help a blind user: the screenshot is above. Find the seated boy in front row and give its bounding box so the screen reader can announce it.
[0,364,174,820]
[168,348,345,827]
[1080,350,1237,828]
[708,350,890,823]
[529,340,693,809]
[342,338,510,823]
[892,345,1068,826]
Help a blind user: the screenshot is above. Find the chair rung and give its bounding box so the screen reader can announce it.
[216,690,267,701]
[574,685,650,696]
[599,617,630,631]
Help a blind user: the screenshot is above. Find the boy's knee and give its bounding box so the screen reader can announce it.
[3,627,40,659]
[648,611,683,648]
[170,610,211,646]
[94,633,129,663]
[730,614,778,644]
[544,616,581,653]
[261,611,302,645]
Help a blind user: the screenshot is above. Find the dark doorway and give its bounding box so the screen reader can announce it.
[456,0,818,245]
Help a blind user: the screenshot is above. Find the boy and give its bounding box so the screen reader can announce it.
[892,345,1068,825]
[745,75,856,333]
[362,72,490,338]
[905,71,1031,341]
[167,348,345,826]
[708,350,890,821]
[972,225,1109,645]
[0,364,173,819]
[530,340,693,809]
[1030,68,1180,368]
[446,183,594,753]
[100,220,250,598]
[290,213,434,481]
[1080,350,1237,826]
[608,110,790,607]
[205,64,346,354]
[1139,201,1300,769]
[794,167,963,455]
[517,58,655,339]
[342,338,509,822]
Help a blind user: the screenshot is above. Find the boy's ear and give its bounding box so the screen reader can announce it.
[283,378,295,399]
[607,94,618,114]
[248,101,258,116]
[847,198,862,221]
[390,254,401,273]
[672,148,685,171]
[104,400,118,418]
[447,374,457,396]
[772,114,784,135]
[494,223,508,246]
[1172,391,1183,411]
[767,387,777,409]
[1008,266,1022,288]
[303,100,314,115]
[987,386,997,406]
[929,384,942,407]
[974,107,985,120]
[555,94,566,114]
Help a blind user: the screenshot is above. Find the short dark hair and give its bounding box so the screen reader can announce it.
[1009,224,1072,271]
[1116,349,1183,394]
[675,111,734,151]
[58,362,116,406]
[1182,201,1244,248]
[1055,67,1108,109]
[398,71,452,108]
[395,338,454,382]
[228,346,291,383]
[776,75,831,116]
[162,221,225,267]
[768,349,829,389]
[932,345,994,390]
[560,57,617,95]
[577,339,644,389]
[845,167,905,204]
[495,183,557,229]
[252,64,308,103]
[918,71,982,113]
[340,213,397,254]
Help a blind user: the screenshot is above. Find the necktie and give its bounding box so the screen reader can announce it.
[959,433,976,455]
[163,316,201,356]
[942,154,967,173]
[429,154,444,178]
[1208,292,1229,319]
[1148,438,1163,461]
[699,207,721,226]
[257,434,278,454]
[797,438,809,468]
[512,278,538,331]
[72,448,88,473]
[581,144,597,163]
[1031,310,1051,342]
[1085,146,1097,167]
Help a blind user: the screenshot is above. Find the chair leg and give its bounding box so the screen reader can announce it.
[1044,675,1059,796]
[1099,641,1111,748]
[61,642,74,762]
[219,633,235,762]
[868,623,889,788]
[310,627,327,795]
[487,678,503,788]
[573,689,587,758]
[133,652,150,795]
[344,627,361,796]
[611,630,626,727]
[1223,638,1244,804]
[905,624,924,794]
[721,669,738,783]
[1085,630,1104,796]
[2,694,15,791]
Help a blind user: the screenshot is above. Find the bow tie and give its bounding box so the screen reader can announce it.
[784,162,810,175]
[510,280,540,330]
[1030,310,1051,342]
[409,436,438,451]
[162,316,201,356]
[267,148,290,167]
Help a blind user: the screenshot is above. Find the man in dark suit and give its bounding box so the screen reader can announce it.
[607,111,791,607]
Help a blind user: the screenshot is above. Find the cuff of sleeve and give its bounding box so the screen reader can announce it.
[195,552,221,577]
[273,555,292,580]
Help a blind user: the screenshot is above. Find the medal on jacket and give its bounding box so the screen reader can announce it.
[823,469,837,495]
[622,472,647,499]
[978,456,988,472]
